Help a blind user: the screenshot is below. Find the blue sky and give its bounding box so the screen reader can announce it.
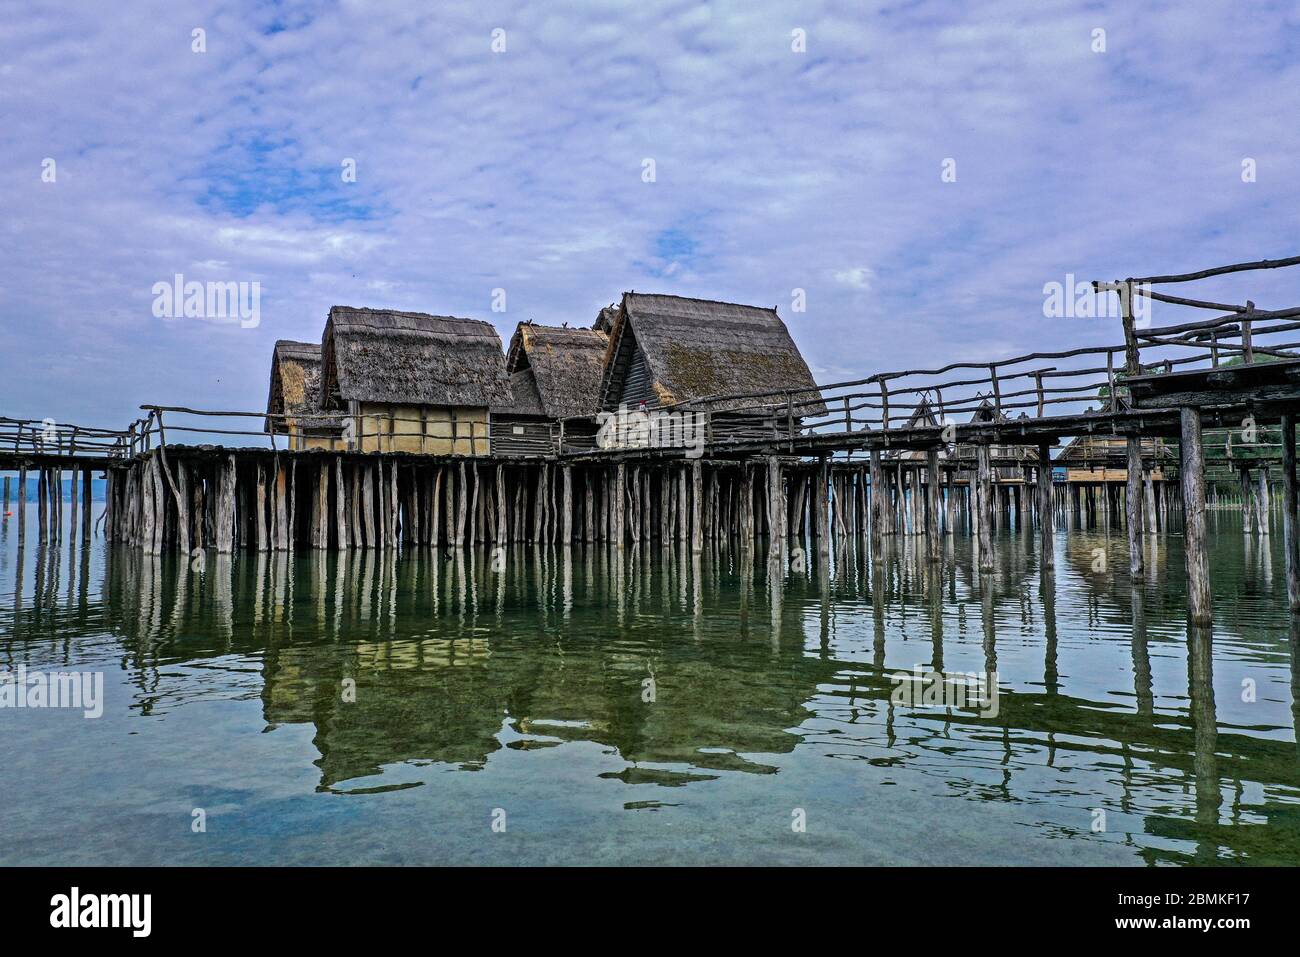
[3,0,1300,428]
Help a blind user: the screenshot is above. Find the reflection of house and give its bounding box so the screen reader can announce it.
[492,322,608,456]
[264,340,343,450]
[318,307,511,455]
[596,293,824,444]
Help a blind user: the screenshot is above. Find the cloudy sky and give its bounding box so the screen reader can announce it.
[3,0,1299,430]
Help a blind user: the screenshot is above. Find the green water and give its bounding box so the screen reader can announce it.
[1,504,1298,866]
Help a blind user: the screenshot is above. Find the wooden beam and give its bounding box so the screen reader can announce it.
[1180,408,1212,624]
[1282,413,1300,612]
[1126,437,1144,579]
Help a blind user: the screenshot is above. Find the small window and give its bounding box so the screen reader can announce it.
[512,425,524,435]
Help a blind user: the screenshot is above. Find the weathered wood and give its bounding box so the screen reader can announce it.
[925,449,940,562]
[739,465,754,549]
[1037,442,1054,570]
[431,466,444,546]
[254,461,268,552]
[216,454,237,554]
[81,467,92,543]
[473,462,483,546]
[692,459,705,553]
[976,444,993,572]
[335,459,348,549]
[1282,413,1300,612]
[1125,437,1144,578]
[68,467,79,545]
[362,462,376,548]
[1143,464,1157,534]
[37,467,48,546]
[1258,466,1271,536]
[1180,407,1212,624]
[15,465,25,540]
[288,459,298,552]
[814,457,829,553]
[868,450,883,551]
[614,462,627,550]
[174,459,190,556]
[456,461,468,546]
[499,464,510,546]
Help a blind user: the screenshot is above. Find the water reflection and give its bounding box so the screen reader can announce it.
[3,508,1300,865]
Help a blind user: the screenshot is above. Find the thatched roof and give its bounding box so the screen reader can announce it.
[265,340,338,433]
[319,306,511,410]
[593,304,620,333]
[599,293,825,415]
[492,368,546,418]
[505,323,609,419]
[967,397,1006,424]
[904,396,942,430]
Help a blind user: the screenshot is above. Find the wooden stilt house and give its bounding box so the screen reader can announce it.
[595,293,824,445]
[318,307,512,455]
[264,340,343,450]
[491,322,609,456]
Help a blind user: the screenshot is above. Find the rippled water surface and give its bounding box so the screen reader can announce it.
[2,504,1298,866]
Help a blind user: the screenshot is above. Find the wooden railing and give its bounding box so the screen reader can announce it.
[0,416,132,459]
[6,255,1298,465]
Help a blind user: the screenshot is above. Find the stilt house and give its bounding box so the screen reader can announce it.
[318,307,512,455]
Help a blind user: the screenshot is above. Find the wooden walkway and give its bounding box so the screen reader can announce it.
[4,254,1300,627]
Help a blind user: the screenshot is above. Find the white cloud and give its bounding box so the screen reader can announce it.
[2,0,1299,425]
[833,267,876,290]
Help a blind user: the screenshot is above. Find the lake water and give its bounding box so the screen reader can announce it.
[2,504,1297,866]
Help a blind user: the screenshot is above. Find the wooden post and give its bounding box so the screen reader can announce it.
[1126,437,1144,578]
[1143,462,1158,534]
[1180,408,1212,624]
[253,461,267,552]
[559,465,572,545]
[976,444,993,573]
[691,459,705,554]
[431,466,444,546]
[361,462,376,548]
[1282,413,1300,612]
[814,456,829,553]
[944,467,956,536]
[584,470,595,541]
[1037,441,1054,570]
[82,468,92,543]
[613,462,626,550]
[1259,466,1271,536]
[334,458,348,549]
[16,466,26,545]
[68,468,79,544]
[739,465,754,549]
[500,464,510,546]
[37,467,47,546]
[473,462,483,546]
[925,448,940,562]
[174,460,190,556]
[456,461,468,546]
[215,455,236,553]
[868,450,883,552]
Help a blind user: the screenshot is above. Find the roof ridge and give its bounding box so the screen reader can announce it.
[624,291,780,313]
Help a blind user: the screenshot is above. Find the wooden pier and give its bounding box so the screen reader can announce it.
[5,254,1300,626]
